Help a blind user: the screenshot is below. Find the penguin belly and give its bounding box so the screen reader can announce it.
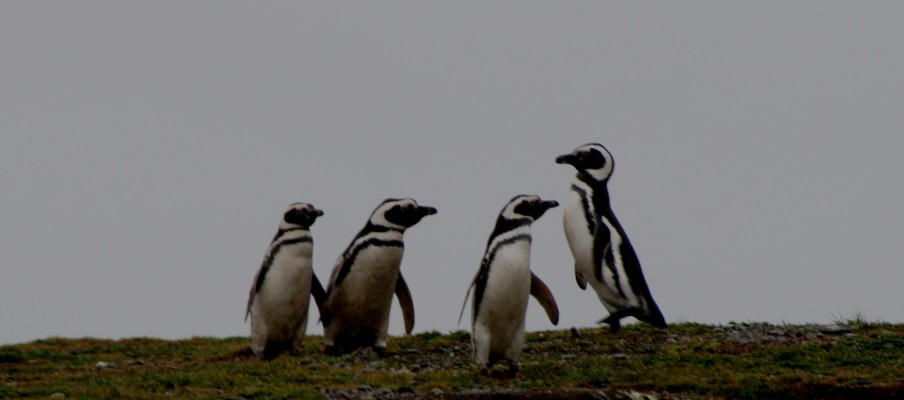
[562,193,623,312]
[324,246,403,349]
[250,250,313,358]
[475,243,531,361]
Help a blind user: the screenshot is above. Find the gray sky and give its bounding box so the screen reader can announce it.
[2,2,903,345]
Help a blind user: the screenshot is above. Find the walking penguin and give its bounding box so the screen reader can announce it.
[246,202,329,359]
[322,198,437,356]
[556,143,666,332]
[459,194,560,375]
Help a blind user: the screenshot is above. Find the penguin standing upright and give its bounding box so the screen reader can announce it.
[246,202,329,359]
[459,195,560,375]
[322,198,436,355]
[556,143,666,332]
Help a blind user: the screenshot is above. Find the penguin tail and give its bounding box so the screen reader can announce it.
[640,304,667,329]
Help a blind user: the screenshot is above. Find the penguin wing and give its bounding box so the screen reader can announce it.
[394,273,415,335]
[593,242,612,284]
[311,272,331,326]
[457,277,476,326]
[592,220,612,283]
[323,253,347,303]
[244,282,255,322]
[245,264,265,321]
[530,272,560,325]
[575,268,587,290]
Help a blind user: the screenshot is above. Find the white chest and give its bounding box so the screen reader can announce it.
[340,245,404,304]
[478,241,531,323]
[563,189,594,274]
[258,243,313,309]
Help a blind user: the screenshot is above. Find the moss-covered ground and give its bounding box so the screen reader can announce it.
[2,322,904,399]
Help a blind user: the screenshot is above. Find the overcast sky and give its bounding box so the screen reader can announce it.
[2,2,903,345]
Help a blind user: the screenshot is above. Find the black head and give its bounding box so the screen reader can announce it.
[371,198,437,229]
[555,143,614,182]
[502,194,559,221]
[281,202,324,229]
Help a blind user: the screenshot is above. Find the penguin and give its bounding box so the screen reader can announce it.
[322,198,437,356]
[458,195,560,375]
[556,143,666,332]
[245,202,329,360]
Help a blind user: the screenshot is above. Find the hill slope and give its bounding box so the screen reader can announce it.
[2,322,904,399]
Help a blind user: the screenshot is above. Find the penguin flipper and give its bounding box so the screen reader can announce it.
[575,268,587,290]
[311,272,331,326]
[245,267,263,322]
[457,280,475,326]
[530,272,560,325]
[394,273,415,335]
[593,242,612,283]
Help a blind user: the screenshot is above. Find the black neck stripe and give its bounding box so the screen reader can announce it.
[487,218,531,246]
[272,227,307,242]
[363,223,404,234]
[577,171,607,187]
[473,233,531,322]
[333,238,404,288]
[570,184,596,234]
[254,236,313,293]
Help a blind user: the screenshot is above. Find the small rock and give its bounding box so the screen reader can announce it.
[611,353,628,360]
[95,361,112,368]
[570,327,581,339]
[819,325,854,335]
[357,385,373,392]
[49,393,66,399]
[396,386,414,394]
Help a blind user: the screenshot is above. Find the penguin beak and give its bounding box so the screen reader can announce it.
[527,199,558,219]
[312,208,324,217]
[555,153,577,165]
[418,206,438,216]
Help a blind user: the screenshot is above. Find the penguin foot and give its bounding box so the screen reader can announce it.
[323,345,342,356]
[596,317,621,333]
[598,312,626,333]
[373,346,388,358]
[505,362,519,378]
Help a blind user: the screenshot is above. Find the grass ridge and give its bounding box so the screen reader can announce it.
[2,323,904,399]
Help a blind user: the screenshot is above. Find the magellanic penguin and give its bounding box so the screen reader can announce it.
[322,198,437,356]
[245,202,329,360]
[556,143,666,332]
[458,195,560,375]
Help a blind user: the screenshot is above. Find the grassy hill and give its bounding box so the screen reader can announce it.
[2,321,904,399]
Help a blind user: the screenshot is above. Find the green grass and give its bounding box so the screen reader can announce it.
[3,323,904,399]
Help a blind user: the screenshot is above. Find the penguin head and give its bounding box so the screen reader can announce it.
[502,195,559,222]
[556,143,614,182]
[281,202,324,229]
[371,198,438,230]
